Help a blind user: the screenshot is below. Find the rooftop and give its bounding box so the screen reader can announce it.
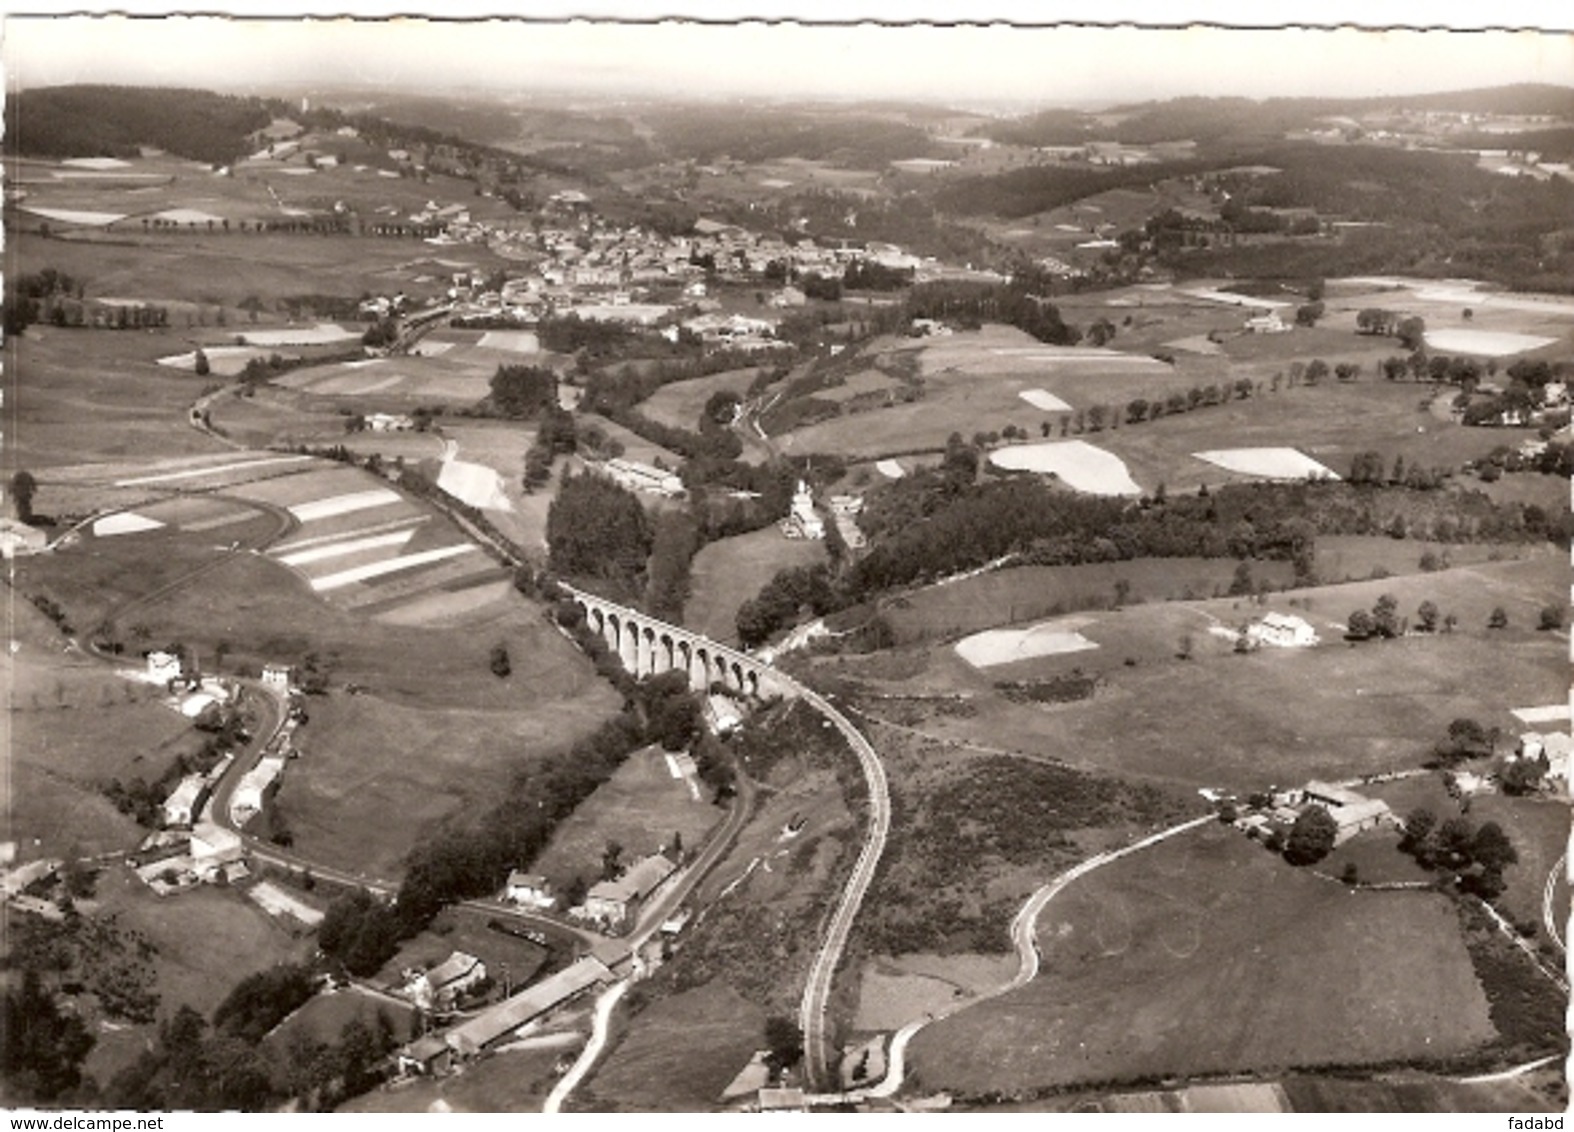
[446,955,610,1054]
[588,854,676,905]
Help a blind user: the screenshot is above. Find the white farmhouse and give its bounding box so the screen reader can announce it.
[504,871,555,910]
[147,649,183,685]
[1247,612,1318,648]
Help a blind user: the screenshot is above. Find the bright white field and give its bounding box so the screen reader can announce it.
[60,157,131,170]
[436,458,514,511]
[477,330,540,352]
[955,617,1100,668]
[990,347,1168,369]
[153,208,225,225]
[1423,329,1558,357]
[113,455,311,488]
[22,206,125,226]
[410,341,454,357]
[1180,287,1290,308]
[277,528,416,568]
[876,459,906,478]
[988,440,1142,496]
[288,488,403,523]
[991,345,1114,358]
[1019,389,1073,411]
[239,323,361,346]
[311,544,476,591]
[157,346,279,376]
[92,512,164,536]
[1193,447,1340,481]
[1512,704,1571,725]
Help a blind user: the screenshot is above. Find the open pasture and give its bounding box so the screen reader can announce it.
[1465,795,1571,931]
[91,865,309,1019]
[237,322,361,347]
[1096,379,1539,494]
[275,679,618,881]
[8,229,496,315]
[587,979,768,1112]
[272,353,494,402]
[1313,534,1539,585]
[119,544,607,709]
[878,556,1566,793]
[476,329,541,353]
[771,325,1199,460]
[345,1045,571,1113]
[2,620,206,856]
[685,525,827,645]
[157,344,288,375]
[853,952,1015,1032]
[7,330,232,473]
[363,574,514,628]
[263,987,417,1054]
[225,463,379,510]
[874,557,1299,646]
[1333,276,1574,339]
[637,367,762,431]
[987,440,1143,495]
[906,827,1495,1095]
[14,509,280,633]
[531,745,725,892]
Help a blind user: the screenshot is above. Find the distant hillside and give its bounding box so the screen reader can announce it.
[988,85,1574,147]
[644,105,941,167]
[6,85,280,165]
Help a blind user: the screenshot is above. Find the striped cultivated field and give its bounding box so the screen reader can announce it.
[254,467,506,624]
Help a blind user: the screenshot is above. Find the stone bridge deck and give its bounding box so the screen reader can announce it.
[561,585,794,700]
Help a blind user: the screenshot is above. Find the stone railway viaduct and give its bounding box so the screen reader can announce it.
[562,584,796,701]
[559,583,889,1093]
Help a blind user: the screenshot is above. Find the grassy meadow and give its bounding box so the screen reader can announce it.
[906,825,1496,1095]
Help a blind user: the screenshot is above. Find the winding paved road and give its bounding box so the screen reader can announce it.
[808,814,1214,1105]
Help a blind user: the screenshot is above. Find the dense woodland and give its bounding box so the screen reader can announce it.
[6,85,277,165]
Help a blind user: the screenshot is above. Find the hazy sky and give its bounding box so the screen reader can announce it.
[4,6,1572,106]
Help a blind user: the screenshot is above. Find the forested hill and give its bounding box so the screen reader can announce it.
[988,84,1574,147]
[5,85,283,165]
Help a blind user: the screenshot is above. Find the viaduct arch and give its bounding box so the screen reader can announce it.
[561,585,792,701]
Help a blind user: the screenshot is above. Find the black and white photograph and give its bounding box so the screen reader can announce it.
[1,6,1570,1116]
